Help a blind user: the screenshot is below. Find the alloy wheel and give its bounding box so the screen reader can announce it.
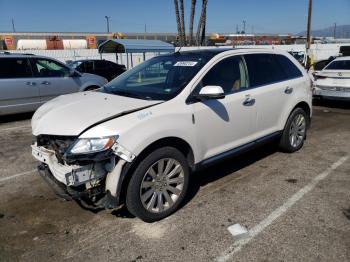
[140,158,185,213]
[289,113,306,148]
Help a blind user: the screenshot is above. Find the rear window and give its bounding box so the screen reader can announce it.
[0,58,32,78]
[244,54,287,87]
[325,60,350,70]
[313,60,330,71]
[94,60,110,69]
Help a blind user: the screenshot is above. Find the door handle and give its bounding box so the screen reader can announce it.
[41,81,50,85]
[26,81,36,86]
[243,97,255,106]
[284,86,293,94]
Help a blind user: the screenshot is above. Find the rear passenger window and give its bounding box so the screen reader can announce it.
[275,55,303,79]
[0,58,32,78]
[244,54,287,87]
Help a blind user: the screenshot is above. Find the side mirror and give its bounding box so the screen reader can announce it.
[195,85,225,100]
[69,68,80,77]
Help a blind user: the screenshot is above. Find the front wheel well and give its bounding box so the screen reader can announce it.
[117,137,195,205]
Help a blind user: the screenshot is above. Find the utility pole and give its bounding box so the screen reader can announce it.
[333,22,337,39]
[306,0,313,68]
[243,20,246,34]
[105,16,110,33]
[306,0,312,50]
[11,18,16,32]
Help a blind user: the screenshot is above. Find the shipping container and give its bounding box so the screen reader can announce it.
[63,39,87,49]
[17,39,47,50]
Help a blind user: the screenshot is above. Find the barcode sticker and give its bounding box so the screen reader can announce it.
[174,61,198,67]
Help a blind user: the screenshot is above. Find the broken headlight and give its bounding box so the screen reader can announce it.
[68,136,136,162]
[69,136,116,154]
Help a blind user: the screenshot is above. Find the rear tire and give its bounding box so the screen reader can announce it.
[126,147,190,222]
[279,108,308,153]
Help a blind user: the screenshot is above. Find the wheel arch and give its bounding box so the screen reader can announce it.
[116,136,195,205]
[291,101,311,128]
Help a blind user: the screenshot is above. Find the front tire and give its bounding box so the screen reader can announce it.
[126,147,190,222]
[279,108,308,153]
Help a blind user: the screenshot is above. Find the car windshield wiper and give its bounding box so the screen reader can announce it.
[106,89,154,100]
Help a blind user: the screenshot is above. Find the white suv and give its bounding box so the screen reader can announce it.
[31,49,312,222]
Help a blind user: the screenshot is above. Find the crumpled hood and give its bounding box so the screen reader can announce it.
[32,91,160,136]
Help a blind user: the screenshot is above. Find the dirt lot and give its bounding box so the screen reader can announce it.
[0,101,349,262]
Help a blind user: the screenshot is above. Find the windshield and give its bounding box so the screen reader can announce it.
[102,54,209,101]
[325,60,350,70]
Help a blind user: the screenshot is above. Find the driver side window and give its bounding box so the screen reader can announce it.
[201,56,249,95]
[33,58,70,77]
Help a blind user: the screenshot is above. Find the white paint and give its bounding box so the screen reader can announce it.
[0,125,31,132]
[216,156,349,262]
[0,169,36,183]
[227,224,249,240]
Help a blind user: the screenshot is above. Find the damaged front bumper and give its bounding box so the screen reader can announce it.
[31,143,132,210]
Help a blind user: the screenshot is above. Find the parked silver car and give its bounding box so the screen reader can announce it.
[0,53,108,116]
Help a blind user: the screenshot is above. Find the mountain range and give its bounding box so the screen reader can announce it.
[298,25,350,38]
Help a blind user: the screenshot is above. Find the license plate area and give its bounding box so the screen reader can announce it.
[65,165,95,186]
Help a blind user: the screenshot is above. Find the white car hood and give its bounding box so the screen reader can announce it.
[32,91,160,136]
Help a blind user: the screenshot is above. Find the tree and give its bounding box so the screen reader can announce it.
[173,0,183,46]
[179,0,186,45]
[173,0,208,46]
[196,0,208,46]
[189,0,196,46]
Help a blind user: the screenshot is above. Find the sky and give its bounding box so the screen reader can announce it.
[0,0,349,34]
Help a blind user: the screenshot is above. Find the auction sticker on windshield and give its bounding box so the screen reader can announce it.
[174,61,198,66]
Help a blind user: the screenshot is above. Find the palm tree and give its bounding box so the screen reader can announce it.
[196,0,208,46]
[189,0,196,46]
[179,0,186,45]
[200,0,208,46]
[173,0,183,46]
